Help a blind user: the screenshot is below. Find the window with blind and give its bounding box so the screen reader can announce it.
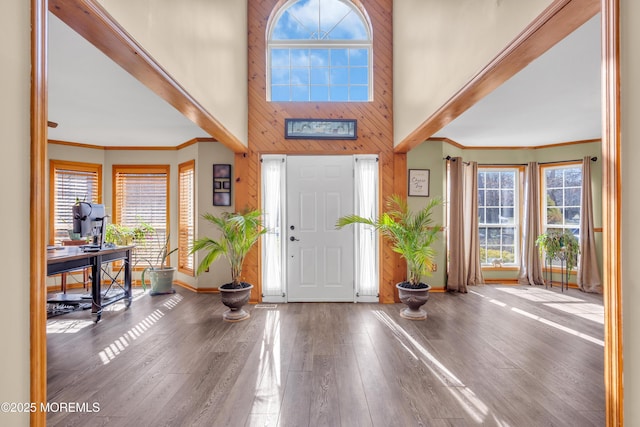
[113,165,170,267]
[50,160,102,245]
[178,160,195,275]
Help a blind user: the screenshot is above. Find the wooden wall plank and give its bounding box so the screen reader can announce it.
[246,0,400,303]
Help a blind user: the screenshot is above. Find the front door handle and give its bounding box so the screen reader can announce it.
[290,236,299,242]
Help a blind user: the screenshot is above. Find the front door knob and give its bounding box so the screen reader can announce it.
[290,236,299,242]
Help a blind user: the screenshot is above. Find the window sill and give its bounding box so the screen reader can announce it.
[481,266,519,271]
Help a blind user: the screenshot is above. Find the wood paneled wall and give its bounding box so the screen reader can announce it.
[239,0,404,303]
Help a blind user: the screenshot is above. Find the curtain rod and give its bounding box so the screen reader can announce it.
[443,156,597,166]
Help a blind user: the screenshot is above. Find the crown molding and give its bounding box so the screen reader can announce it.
[431,136,600,150]
[48,137,217,151]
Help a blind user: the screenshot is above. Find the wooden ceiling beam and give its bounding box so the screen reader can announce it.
[395,0,600,153]
[49,0,247,153]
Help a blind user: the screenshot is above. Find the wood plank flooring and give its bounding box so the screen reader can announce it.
[46,284,605,426]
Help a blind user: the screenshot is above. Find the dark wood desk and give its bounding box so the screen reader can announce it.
[47,245,134,322]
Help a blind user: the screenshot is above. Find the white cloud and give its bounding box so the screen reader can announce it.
[275,0,367,40]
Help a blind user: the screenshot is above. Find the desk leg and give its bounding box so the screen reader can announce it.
[92,255,102,322]
[124,249,132,308]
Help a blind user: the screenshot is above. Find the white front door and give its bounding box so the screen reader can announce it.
[287,156,354,302]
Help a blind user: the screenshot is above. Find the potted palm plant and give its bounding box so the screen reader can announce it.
[190,209,266,322]
[337,195,443,320]
[140,233,179,295]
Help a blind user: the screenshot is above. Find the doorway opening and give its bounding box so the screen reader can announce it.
[261,154,379,303]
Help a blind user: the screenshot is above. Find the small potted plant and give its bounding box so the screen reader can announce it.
[104,221,155,246]
[190,209,266,322]
[337,195,443,320]
[536,229,580,270]
[140,233,179,295]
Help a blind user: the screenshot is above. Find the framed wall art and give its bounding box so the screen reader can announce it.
[408,169,430,197]
[284,118,357,140]
[213,164,231,206]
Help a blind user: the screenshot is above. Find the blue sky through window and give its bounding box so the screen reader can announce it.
[269,0,371,102]
[272,0,367,40]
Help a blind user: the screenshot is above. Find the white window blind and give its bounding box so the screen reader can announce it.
[178,160,195,275]
[50,160,101,245]
[113,165,169,267]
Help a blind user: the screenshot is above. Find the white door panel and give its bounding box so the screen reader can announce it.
[287,156,354,302]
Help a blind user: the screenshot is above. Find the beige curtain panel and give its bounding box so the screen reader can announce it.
[448,158,467,292]
[578,156,602,293]
[447,158,484,293]
[464,161,484,286]
[518,162,545,286]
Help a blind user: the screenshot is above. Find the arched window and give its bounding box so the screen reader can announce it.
[267,0,372,102]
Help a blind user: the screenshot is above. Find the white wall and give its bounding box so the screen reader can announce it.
[193,142,235,288]
[393,0,553,145]
[406,141,447,288]
[97,0,248,147]
[622,0,640,421]
[1,1,30,425]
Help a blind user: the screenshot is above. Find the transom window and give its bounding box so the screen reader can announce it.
[478,168,520,266]
[267,0,372,102]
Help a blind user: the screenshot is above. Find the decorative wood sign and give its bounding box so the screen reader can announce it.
[408,169,430,197]
[284,118,357,140]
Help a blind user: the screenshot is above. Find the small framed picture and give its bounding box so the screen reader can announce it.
[213,192,231,207]
[408,169,430,197]
[213,164,231,178]
[213,164,232,206]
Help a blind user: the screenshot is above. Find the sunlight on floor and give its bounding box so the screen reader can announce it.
[471,289,604,346]
[163,293,184,310]
[543,302,604,324]
[99,309,164,365]
[98,293,184,365]
[103,289,148,312]
[252,309,283,416]
[511,307,604,346]
[373,310,512,426]
[47,319,94,334]
[496,287,584,302]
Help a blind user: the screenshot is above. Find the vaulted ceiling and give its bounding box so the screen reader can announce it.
[47,11,601,149]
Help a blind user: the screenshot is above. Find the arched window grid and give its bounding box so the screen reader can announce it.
[266,0,373,102]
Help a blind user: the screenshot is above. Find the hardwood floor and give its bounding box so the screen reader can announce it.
[46,284,604,426]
